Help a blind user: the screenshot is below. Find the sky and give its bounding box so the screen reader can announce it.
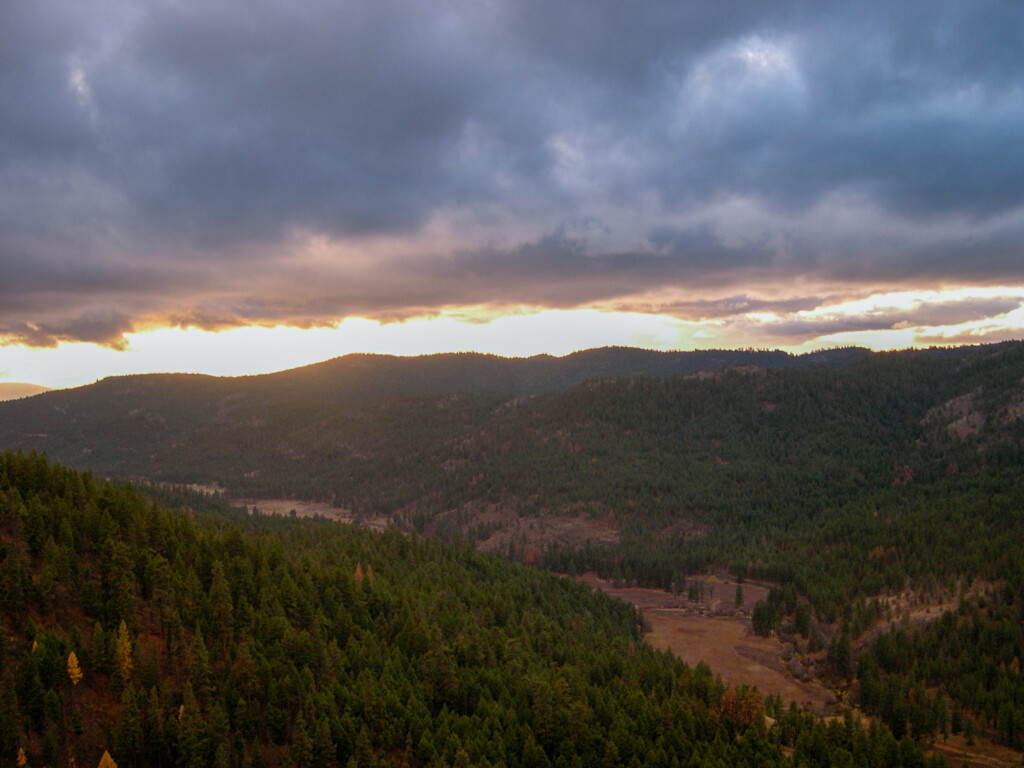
[2,0,1024,389]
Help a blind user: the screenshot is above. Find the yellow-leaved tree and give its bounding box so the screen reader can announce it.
[98,750,118,768]
[115,621,133,684]
[67,651,83,686]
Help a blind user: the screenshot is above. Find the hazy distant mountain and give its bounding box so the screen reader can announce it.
[240,345,871,400]
[0,345,868,424]
[0,344,870,488]
[0,382,50,401]
[3,341,1018,509]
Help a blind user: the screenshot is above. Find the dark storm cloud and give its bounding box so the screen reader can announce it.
[2,0,1024,346]
[0,310,135,349]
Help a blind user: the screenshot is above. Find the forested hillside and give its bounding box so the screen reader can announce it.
[0,346,866,493]
[0,451,939,767]
[856,592,1024,750]
[3,343,1024,762]
[1,342,1023,621]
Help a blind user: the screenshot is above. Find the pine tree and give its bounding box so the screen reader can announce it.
[207,562,233,658]
[91,622,108,675]
[312,717,334,766]
[752,600,775,637]
[290,713,314,768]
[177,683,209,768]
[827,632,851,680]
[0,547,29,620]
[0,670,19,756]
[114,687,143,768]
[188,629,213,703]
[142,686,166,764]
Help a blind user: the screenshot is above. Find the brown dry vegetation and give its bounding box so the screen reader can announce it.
[928,733,1024,768]
[232,497,391,530]
[644,614,836,711]
[582,573,837,713]
[923,384,1024,445]
[587,574,1023,765]
[852,581,988,653]
[234,496,625,554]
[925,389,986,439]
[475,509,620,555]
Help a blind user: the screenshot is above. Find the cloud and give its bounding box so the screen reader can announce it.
[619,295,834,321]
[725,294,1024,344]
[914,328,1024,346]
[2,0,1024,347]
[0,311,135,349]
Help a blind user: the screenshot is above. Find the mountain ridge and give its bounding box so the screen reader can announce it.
[0,345,877,498]
[8,344,872,405]
[0,382,50,401]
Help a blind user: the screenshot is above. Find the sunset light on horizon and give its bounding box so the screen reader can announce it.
[5,284,1024,391]
[3,1,1024,390]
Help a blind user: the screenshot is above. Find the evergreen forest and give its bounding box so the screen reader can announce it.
[0,451,941,767]
[3,341,1024,765]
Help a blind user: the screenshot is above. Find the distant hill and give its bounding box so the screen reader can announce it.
[265,345,868,398]
[0,346,869,474]
[0,381,50,401]
[3,343,1022,513]
[4,342,1024,618]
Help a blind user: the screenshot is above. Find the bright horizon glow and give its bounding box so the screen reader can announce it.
[5,1,1024,398]
[2,309,706,389]
[2,286,1024,391]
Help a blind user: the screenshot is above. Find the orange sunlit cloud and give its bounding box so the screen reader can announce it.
[3,2,1024,386]
[3,287,1023,390]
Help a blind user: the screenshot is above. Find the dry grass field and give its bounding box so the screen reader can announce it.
[583,573,838,712]
[233,497,391,530]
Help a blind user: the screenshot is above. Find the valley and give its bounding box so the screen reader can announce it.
[3,342,1024,766]
[235,495,840,712]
